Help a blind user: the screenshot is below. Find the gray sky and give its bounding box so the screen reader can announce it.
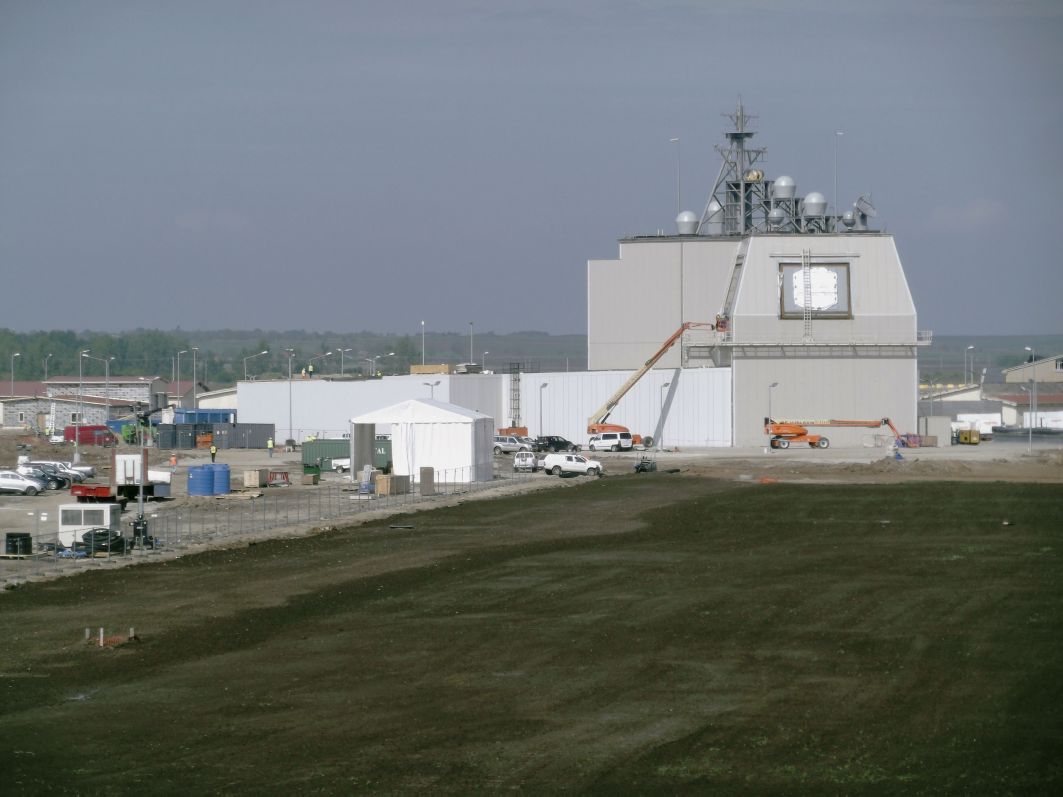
[2,0,1060,336]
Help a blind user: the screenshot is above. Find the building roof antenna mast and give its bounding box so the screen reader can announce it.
[696,97,768,236]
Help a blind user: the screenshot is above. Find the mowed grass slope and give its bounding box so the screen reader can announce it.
[1,478,1061,793]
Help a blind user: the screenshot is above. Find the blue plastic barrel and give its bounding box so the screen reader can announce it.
[212,463,231,495]
[188,466,214,496]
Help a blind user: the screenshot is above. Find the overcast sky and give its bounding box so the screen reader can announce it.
[1,0,1060,336]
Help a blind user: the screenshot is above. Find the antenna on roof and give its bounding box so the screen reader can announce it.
[696,98,768,236]
[852,194,877,230]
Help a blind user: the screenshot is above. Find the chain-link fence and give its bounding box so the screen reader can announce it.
[1,465,549,587]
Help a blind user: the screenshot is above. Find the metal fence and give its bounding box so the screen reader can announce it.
[1,465,546,587]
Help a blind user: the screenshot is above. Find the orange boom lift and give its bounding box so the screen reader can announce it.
[764,417,906,449]
[587,322,714,443]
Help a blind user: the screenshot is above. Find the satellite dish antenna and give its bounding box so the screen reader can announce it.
[854,194,877,217]
[853,194,877,230]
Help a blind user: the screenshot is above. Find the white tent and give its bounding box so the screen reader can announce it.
[350,398,494,483]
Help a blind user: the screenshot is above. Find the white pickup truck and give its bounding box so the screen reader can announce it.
[541,453,603,477]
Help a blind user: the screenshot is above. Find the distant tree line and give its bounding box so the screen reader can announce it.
[1,328,589,386]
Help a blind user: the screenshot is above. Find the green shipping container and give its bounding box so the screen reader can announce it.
[300,437,391,471]
[301,439,351,469]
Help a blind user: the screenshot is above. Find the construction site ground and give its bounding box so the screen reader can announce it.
[1,433,1062,791]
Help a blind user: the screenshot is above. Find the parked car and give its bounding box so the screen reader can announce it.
[61,461,97,479]
[587,432,633,452]
[541,453,603,477]
[29,461,86,482]
[28,462,76,487]
[493,435,532,454]
[535,435,579,453]
[0,470,46,496]
[512,451,541,472]
[16,464,67,490]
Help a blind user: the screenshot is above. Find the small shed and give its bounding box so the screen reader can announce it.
[350,399,493,483]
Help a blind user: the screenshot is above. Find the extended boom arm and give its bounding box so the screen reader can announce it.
[587,322,713,431]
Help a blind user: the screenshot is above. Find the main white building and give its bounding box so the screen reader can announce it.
[587,102,929,446]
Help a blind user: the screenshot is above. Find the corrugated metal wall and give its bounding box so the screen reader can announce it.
[508,367,732,448]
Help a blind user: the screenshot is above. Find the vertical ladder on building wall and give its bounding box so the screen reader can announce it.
[508,362,522,427]
[721,238,750,320]
[801,248,814,342]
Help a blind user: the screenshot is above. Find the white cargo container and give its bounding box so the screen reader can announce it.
[57,503,122,548]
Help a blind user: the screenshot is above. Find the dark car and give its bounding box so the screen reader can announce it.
[33,463,74,488]
[17,465,67,491]
[534,436,580,453]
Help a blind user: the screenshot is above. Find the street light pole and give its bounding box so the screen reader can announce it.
[965,345,974,385]
[659,381,671,450]
[9,352,19,399]
[768,381,779,423]
[243,350,269,380]
[43,353,52,381]
[834,130,844,219]
[191,347,199,410]
[421,320,426,366]
[338,348,353,376]
[82,352,115,422]
[176,350,187,408]
[1025,346,1037,435]
[284,348,295,444]
[422,380,439,399]
[366,352,394,377]
[468,322,473,365]
[670,137,680,217]
[307,351,332,377]
[75,348,89,463]
[539,382,548,436]
[1026,381,1034,453]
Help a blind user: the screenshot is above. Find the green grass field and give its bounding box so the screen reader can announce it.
[2,477,1061,793]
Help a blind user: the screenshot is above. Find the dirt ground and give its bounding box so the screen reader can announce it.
[1,462,1061,792]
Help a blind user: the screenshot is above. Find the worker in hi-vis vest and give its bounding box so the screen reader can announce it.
[267,437,274,458]
[209,443,218,463]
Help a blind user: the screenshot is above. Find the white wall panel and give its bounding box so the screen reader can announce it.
[509,367,731,448]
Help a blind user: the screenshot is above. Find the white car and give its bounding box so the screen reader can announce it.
[513,451,540,472]
[587,432,633,452]
[0,470,46,496]
[493,435,532,454]
[541,453,603,477]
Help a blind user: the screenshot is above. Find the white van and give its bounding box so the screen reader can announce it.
[587,432,633,452]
